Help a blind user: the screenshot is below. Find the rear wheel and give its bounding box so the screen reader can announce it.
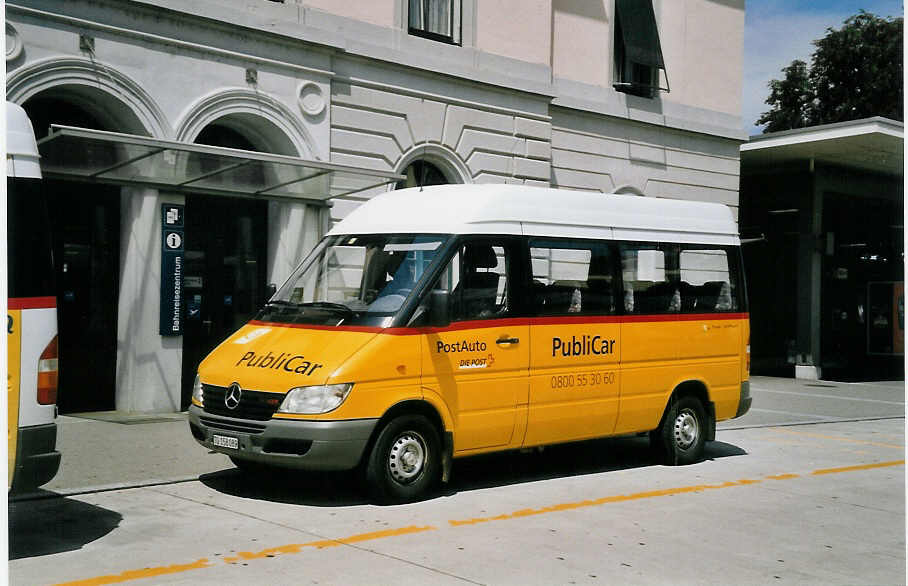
[652,396,707,465]
[365,415,440,504]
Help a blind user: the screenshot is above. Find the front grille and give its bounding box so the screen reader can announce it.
[199,416,267,435]
[202,384,285,421]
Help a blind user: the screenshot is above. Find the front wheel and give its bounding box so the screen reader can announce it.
[652,396,707,465]
[365,415,440,504]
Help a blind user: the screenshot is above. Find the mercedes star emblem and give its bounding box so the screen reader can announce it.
[225,383,243,410]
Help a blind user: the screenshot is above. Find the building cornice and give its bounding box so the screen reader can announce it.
[9,0,747,141]
[7,3,336,79]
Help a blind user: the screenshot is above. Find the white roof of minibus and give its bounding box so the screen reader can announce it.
[328,185,739,245]
[6,101,42,179]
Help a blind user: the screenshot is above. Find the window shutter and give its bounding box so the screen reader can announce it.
[615,0,665,70]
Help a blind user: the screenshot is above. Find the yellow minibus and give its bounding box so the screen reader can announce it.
[189,185,751,502]
[7,102,61,493]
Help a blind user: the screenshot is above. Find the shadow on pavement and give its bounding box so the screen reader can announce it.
[199,468,369,507]
[8,494,122,560]
[200,435,746,506]
[445,436,746,495]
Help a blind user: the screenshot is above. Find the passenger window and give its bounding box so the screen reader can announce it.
[530,239,617,316]
[679,247,738,312]
[620,243,679,314]
[431,240,515,322]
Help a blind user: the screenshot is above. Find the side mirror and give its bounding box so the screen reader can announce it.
[428,289,450,327]
[266,283,277,299]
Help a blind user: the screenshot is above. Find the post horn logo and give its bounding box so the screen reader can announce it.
[225,382,243,410]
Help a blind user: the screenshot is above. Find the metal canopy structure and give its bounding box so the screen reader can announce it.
[37,125,405,204]
[741,117,904,176]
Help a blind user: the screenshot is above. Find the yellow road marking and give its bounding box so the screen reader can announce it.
[53,459,905,586]
[770,427,905,449]
[449,479,764,527]
[766,473,800,480]
[222,525,436,564]
[56,559,212,586]
[811,460,905,476]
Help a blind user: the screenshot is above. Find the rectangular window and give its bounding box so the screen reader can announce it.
[409,0,461,44]
[679,246,740,313]
[620,243,679,314]
[613,0,668,98]
[436,239,516,322]
[530,239,618,316]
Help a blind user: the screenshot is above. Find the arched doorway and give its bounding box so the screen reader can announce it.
[179,117,293,407]
[22,90,136,414]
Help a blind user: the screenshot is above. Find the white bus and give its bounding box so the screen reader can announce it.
[7,101,61,492]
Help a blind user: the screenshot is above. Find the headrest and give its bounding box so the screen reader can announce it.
[588,253,611,276]
[463,244,498,269]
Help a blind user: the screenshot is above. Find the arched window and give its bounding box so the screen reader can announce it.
[396,160,451,190]
[614,185,645,196]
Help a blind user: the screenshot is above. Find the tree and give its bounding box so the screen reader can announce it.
[757,11,903,132]
[756,60,812,132]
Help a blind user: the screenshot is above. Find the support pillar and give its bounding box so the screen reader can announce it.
[116,187,185,411]
[266,201,323,289]
[795,162,823,379]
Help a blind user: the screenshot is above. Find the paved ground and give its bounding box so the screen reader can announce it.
[8,376,906,585]
[30,376,904,496]
[722,377,905,429]
[37,411,226,496]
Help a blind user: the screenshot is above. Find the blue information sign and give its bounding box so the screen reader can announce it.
[160,204,185,335]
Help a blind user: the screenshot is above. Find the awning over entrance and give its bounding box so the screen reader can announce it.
[741,117,904,176]
[37,125,405,203]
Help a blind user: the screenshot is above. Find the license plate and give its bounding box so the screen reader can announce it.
[212,434,239,450]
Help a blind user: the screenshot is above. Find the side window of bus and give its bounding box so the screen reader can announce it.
[679,247,738,312]
[530,239,617,315]
[451,240,513,321]
[444,240,514,321]
[620,243,680,314]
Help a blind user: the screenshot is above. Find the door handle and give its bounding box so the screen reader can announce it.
[496,337,519,345]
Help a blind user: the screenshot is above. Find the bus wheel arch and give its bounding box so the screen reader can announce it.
[362,400,451,503]
[651,380,715,465]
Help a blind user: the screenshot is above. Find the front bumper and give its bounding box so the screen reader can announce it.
[188,405,378,471]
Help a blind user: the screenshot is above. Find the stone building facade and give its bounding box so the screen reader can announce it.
[5,0,746,412]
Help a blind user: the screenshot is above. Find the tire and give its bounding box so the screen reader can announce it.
[652,395,707,465]
[365,415,440,504]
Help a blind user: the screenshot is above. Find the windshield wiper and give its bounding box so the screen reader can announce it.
[299,301,355,315]
[266,299,299,307]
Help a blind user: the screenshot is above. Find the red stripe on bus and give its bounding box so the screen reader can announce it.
[247,321,386,334]
[384,317,531,335]
[249,313,749,336]
[8,296,57,309]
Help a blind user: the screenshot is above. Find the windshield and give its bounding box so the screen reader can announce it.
[256,234,450,327]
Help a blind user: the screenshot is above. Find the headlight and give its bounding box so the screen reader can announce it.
[192,374,204,406]
[278,383,352,415]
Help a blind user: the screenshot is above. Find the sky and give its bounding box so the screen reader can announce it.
[743,0,904,135]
